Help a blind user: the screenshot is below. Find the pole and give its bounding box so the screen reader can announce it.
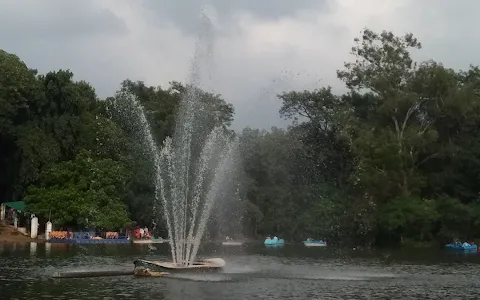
[0,203,5,221]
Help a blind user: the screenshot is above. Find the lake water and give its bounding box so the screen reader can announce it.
[0,242,479,299]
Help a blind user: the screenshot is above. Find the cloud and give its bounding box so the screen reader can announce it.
[1,0,479,130]
[0,0,127,41]
[140,0,326,34]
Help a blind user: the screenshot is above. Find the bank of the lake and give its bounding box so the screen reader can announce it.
[0,223,42,244]
[1,242,479,300]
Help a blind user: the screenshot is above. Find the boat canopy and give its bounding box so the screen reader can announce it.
[2,201,26,212]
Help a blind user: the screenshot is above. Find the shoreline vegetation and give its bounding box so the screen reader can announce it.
[1,28,480,248]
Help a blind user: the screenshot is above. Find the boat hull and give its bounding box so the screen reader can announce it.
[445,244,478,252]
[133,239,166,244]
[304,242,327,247]
[264,238,285,246]
[222,241,243,246]
[265,244,284,248]
[133,258,225,273]
[304,240,327,247]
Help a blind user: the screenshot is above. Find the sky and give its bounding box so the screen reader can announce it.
[1,0,480,130]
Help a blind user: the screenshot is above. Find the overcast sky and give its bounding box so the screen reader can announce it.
[1,0,479,130]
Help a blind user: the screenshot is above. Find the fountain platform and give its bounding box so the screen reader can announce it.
[133,258,225,274]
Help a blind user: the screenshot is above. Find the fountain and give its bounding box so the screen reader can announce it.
[126,11,239,272]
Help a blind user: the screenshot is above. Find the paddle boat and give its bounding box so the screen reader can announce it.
[303,238,327,247]
[222,236,244,246]
[133,258,225,274]
[264,236,285,247]
[445,242,478,252]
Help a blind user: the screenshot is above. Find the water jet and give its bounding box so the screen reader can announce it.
[127,11,238,272]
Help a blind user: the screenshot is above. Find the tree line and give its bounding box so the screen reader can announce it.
[1,28,480,247]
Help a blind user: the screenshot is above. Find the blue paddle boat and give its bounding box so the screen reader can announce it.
[303,238,327,247]
[445,242,478,252]
[264,236,285,247]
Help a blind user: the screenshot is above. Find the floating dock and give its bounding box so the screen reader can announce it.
[48,238,130,244]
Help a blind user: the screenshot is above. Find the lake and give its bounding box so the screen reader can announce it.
[0,242,479,299]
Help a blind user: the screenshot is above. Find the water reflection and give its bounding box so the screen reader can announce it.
[29,242,37,257]
[45,242,51,257]
[0,243,479,299]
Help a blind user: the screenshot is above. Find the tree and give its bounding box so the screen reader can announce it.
[278,88,354,187]
[0,50,44,202]
[25,150,131,229]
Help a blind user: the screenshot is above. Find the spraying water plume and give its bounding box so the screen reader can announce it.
[114,10,239,266]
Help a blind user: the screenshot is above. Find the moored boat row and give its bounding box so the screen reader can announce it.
[263,236,328,248]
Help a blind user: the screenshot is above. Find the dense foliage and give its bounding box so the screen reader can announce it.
[2,29,480,246]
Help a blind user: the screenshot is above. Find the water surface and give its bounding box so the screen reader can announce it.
[1,242,479,299]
